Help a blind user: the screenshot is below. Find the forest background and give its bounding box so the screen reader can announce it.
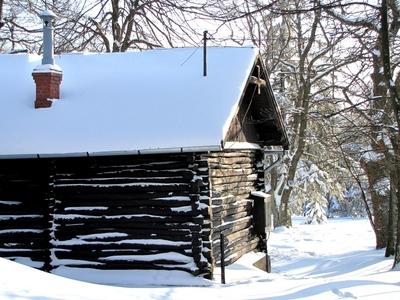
[1,0,399,267]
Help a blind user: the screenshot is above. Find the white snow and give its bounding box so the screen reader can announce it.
[0,229,43,234]
[251,190,269,198]
[361,147,385,162]
[0,214,42,220]
[372,178,390,196]
[0,47,258,156]
[76,232,129,240]
[32,63,62,73]
[53,238,190,247]
[1,217,400,299]
[64,206,109,211]
[101,252,192,263]
[0,200,22,205]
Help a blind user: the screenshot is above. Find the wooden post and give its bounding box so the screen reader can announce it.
[220,233,226,284]
[265,235,271,273]
[203,30,208,77]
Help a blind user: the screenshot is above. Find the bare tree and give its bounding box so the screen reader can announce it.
[0,0,218,53]
[0,0,4,29]
[217,0,351,227]
[323,0,400,267]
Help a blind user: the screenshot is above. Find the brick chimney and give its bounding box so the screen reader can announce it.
[32,10,62,109]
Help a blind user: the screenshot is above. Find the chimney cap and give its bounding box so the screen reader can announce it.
[39,10,57,19]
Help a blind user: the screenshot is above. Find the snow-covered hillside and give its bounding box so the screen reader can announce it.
[1,217,399,299]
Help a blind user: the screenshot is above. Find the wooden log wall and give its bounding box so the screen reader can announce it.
[51,154,212,276]
[207,150,264,266]
[0,159,50,269]
[0,149,267,277]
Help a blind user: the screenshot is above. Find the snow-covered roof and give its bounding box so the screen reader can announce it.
[0,47,271,158]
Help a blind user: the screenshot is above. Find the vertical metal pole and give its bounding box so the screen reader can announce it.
[265,235,271,273]
[220,233,226,284]
[203,30,208,77]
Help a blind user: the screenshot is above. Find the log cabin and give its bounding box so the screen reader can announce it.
[0,11,288,279]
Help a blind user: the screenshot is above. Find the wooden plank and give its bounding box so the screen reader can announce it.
[211,217,252,239]
[206,151,256,158]
[212,201,252,216]
[55,206,206,218]
[211,188,255,198]
[209,168,255,177]
[54,248,191,259]
[54,183,190,195]
[55,232,193,243]
[210,174,258,185]
[207,157,254,165]
[54,263,197,274]
[214,237,259,266]
[211,182,256,193]
[56,169,194,180]
[55,176,189,185]
[50,242,193,251]
[208,162,254,169]
[54,191,191,202]
[53,214,196,224]
[56,222,201,232]
[212,211,251,226]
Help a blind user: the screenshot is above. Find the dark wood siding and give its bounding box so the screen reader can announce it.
[0,149,267,277]
[51,154,212,276]
[0,159,50,269]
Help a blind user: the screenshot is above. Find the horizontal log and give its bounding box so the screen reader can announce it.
[53,262,197,274]
[207,157,254,165]
[81,161,190,173]
[55,205,205,218]
[50,241,193,251]
[55,176,189,186]
[54,227,192,241]
[0,234,46,248]
[55,222,202,235]
[209,168,255,178]
[53,248,191,260]
[55,183,190,196]
[53,214,195,225]
[209,163,254,170]
[212,211,250,227]
[211,187,255,198]
[55,191,191,202]
[212,201,252,216]
[56,169,195,180]
[211,194,250,206]
[212,216,252,238]
[0,207,46,215]
[210,174,258,185]
[206,151,257,158]
[0,239,48,249]
[211,182,256,194]
[55,232,193,243]
[214,237,259,266]
[213,227,254,250]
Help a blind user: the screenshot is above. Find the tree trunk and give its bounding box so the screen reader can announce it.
[361,159,389,249]
[385,178,395,256]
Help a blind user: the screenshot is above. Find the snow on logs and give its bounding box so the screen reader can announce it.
[0,150,265,276]
[51,154,211,275]
[0,159,49,269]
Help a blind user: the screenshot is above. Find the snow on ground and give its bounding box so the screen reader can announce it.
[1,217,399,299]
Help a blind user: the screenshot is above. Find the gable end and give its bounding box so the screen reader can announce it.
[224,56,289,149]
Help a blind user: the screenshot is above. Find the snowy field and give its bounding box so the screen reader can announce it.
[1,217,399,299]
